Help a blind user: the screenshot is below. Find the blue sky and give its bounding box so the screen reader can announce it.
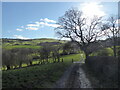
[2,2,118,39]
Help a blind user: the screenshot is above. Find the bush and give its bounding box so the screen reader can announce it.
[117,46,120,57]
[86,56,118,87]
[91,48,114,56]
[2,48,35,70]
[2,49,15,70]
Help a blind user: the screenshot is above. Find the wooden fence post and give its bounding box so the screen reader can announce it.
[62,58,63,62]
[72,59,73,63]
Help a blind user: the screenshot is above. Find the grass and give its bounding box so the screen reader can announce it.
[3,63,65,88]
[90,48,113,56]
[90,46,120,57]
[2,38,66,49]
[3,45,41,49]
[2,54,82,88]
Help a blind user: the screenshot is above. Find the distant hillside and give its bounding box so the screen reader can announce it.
[2,38,68,49]
[2,37,120,50]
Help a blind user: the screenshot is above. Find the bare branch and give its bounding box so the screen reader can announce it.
[55,8,104,58]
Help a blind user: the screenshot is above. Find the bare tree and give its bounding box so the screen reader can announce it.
[2,49,14,70]
[62,41,79,55]
[16,48,32,67]
[51,45,61,63]
[102,16,119,57]
[39,45,51,64]
[55,8,103,63]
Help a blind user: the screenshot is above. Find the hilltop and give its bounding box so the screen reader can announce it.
[2,38,68,49]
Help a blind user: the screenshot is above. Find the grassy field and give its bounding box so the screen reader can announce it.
[2,38,66,49]
[3,45,41,49]
[90,46,120,57]
[2,54,82,88]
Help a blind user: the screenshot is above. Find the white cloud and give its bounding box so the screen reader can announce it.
[35,21,60,28]
[40,18,56,23]
[39,22,46,25]
[45,23,60,28]
[27,24,39,27]
[16,28,23,31]
[21,26,24,28]
[17,18,59,31]
[13,35,30,39]
[35,21,40,24]
[26,27,39,30]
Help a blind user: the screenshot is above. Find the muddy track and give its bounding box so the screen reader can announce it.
[53,62,93,88]
[66,64,80,88]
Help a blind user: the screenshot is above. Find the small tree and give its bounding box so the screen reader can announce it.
[16,48,32,67]
[62,41,79,55]
[102,16,119,57]
[55,8,104,63]
[27,54,33,65]
[39,45,51,64]
[51,45,61,63]
[2,49,14,70]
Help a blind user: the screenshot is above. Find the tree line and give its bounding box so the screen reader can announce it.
[2,42,80,70]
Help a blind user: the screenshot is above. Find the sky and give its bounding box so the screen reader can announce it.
[2,2,118,39]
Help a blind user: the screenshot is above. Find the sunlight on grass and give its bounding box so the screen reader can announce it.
[3,45,41,49]
[2,53,83,88]
[2,54,83,70]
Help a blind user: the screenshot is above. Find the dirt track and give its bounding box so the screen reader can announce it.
[53,62,93,88]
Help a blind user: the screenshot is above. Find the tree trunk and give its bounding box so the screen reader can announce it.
[84,51,89,64]
[19,62,22,68]
[113,45,117,57]
[57,55,60,62]
[113,31,117,57]
[113,37,117,57]
[30,61,32,65]
[85,53,89,63]
[14,65,17,68]
[39,60,41,64]
[62,58,63,62]
[53,58,54,63]
[6,65,10,70]
[81,46,89,63]
[55,58,56,63]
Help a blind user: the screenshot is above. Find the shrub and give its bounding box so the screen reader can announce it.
[117,46,120,57]
[91,48,114,56]
[2,48,35,70]
[2,49,16,70]
[86,56,118,87]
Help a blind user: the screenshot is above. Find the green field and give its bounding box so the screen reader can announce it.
[2,38,66,49]
[90,46,120,57]
[2,54,82,88]
[3,45,41,49]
